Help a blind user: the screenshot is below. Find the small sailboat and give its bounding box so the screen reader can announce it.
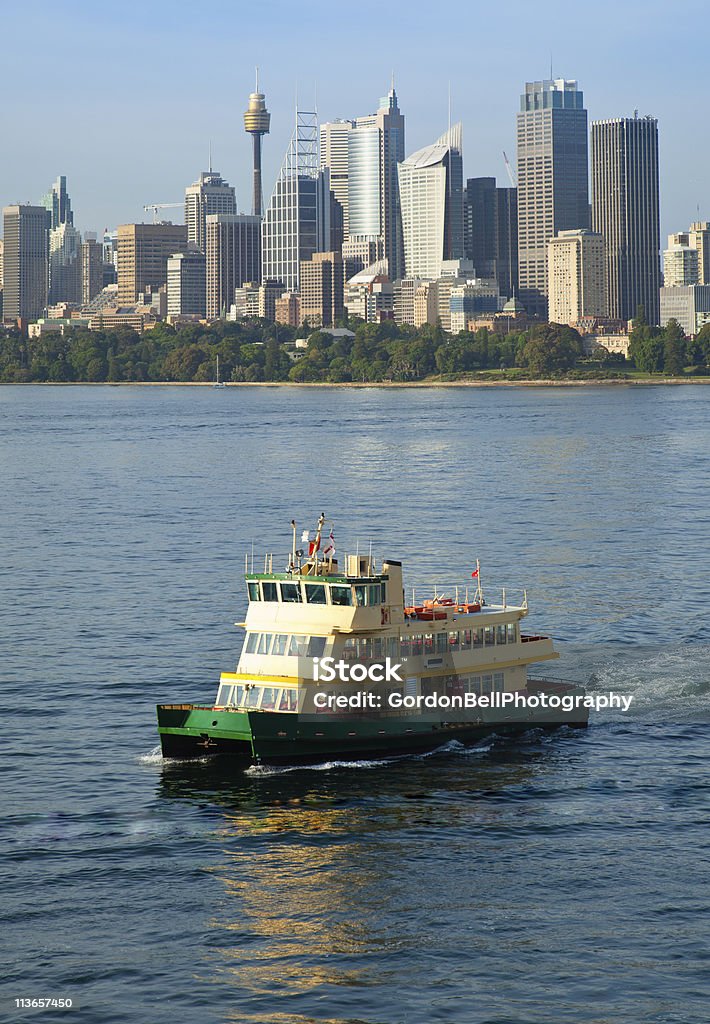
[214,354,226,389]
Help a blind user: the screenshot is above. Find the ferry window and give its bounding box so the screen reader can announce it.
[411,634,423,655]
[436,632,448,654]
[343,637,357,661]
[484,626,495,646]
[262,582,278,602]
[386,637,399,658]
[330,585,353,606]
[272,634,287,656]
[496,625,507,645]
[278,688,297,712]
[473,629,484,648]
[257,633,271,655]
[246,686,262,708]
[424,633,434,654]
[371,637,384,659]
[354,585,367,606]
[461,629,472,650]
[307,637,326,658]
[216,684,232,706]
[356,638,372,659]
[368,585,381,605]
[448,631,460,651]
[507,623,517,643]
[247,582,260,602]
[261,687,279,709]
[245,633,258,654]
[493,672,505,692]
[233,685,244,705]
[400,636,412,658]
[305,583,327,605]
[481,674,493,694]
[280,582,302,603]
[287,635,308,656]
[469,675,481,694]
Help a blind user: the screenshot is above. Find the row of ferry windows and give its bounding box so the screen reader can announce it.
[216,683,298,711]
[248,580,383,606]
[421,672,506,695]
[242,624,518,659]
[215,674,506,711]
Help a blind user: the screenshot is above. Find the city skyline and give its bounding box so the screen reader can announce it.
[1,0,706,242]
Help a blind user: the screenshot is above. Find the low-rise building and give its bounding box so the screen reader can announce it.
[275,291,300,326]
[660,285,710,336]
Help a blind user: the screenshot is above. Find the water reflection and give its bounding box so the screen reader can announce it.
[158,739,581,1024]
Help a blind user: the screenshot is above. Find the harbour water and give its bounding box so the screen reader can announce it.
[2,384,710,1024]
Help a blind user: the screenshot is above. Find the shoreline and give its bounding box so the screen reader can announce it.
[2,377,710,388]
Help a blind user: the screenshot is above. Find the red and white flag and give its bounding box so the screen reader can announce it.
[322,529,336,558]
[471,567,479,579]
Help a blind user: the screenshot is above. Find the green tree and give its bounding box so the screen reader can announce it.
[661,319,686,376]
[519,324,582,375]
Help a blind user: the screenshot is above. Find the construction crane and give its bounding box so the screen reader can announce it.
[143,202,182,224]
[502,151,517,188]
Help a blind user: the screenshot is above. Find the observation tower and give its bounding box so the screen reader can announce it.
[243,69,271,217]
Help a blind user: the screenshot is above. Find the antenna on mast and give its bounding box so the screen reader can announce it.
[208,140,212,173]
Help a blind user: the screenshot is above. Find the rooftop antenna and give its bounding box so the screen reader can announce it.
[208,140,212,173]
[448,80,452,134]
[391,69,395,91]
[255,65,259,91]
[550,53,553,80]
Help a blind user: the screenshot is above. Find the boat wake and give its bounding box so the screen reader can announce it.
[245,756,392,776]
[585,644,710,718]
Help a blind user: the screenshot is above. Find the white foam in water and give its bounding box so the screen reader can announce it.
[138,746,165,765]
[245,756,392,776]
[136,746,211,766]
[587,644,710,719]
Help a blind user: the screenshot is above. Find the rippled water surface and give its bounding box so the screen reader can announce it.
[2,384,710,1024]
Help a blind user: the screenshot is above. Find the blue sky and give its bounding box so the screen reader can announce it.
[1,0,707,240]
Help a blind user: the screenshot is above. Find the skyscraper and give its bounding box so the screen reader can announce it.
[320,120,353,236]
[117,223,188,305]
[464,177,518,299]
[81,239,104,306]
[167,249,207,317]
[668,223,710,285]
[348,84,405,280]
[299,251,345,327]
[42,175,73,229]
[262,111,331,292]
[42,175,81,304]
[2,205,50,321]
[206,214,261,318]
[547,229,607,324]
[591,115,660,325]
[516,79,589,318]
[184,169,236,253]
[243,74,270,218]
[398,124,464,281]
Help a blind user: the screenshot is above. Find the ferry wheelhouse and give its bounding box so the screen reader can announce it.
[157,517,588,765]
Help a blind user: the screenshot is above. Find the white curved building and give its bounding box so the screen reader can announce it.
[398,124,464,281]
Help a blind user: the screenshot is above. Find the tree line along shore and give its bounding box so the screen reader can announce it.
[1,313,709,385]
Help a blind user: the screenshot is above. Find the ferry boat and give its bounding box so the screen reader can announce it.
[157,516,588,765]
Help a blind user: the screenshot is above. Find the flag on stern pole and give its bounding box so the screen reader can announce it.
[471,567,479,578]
